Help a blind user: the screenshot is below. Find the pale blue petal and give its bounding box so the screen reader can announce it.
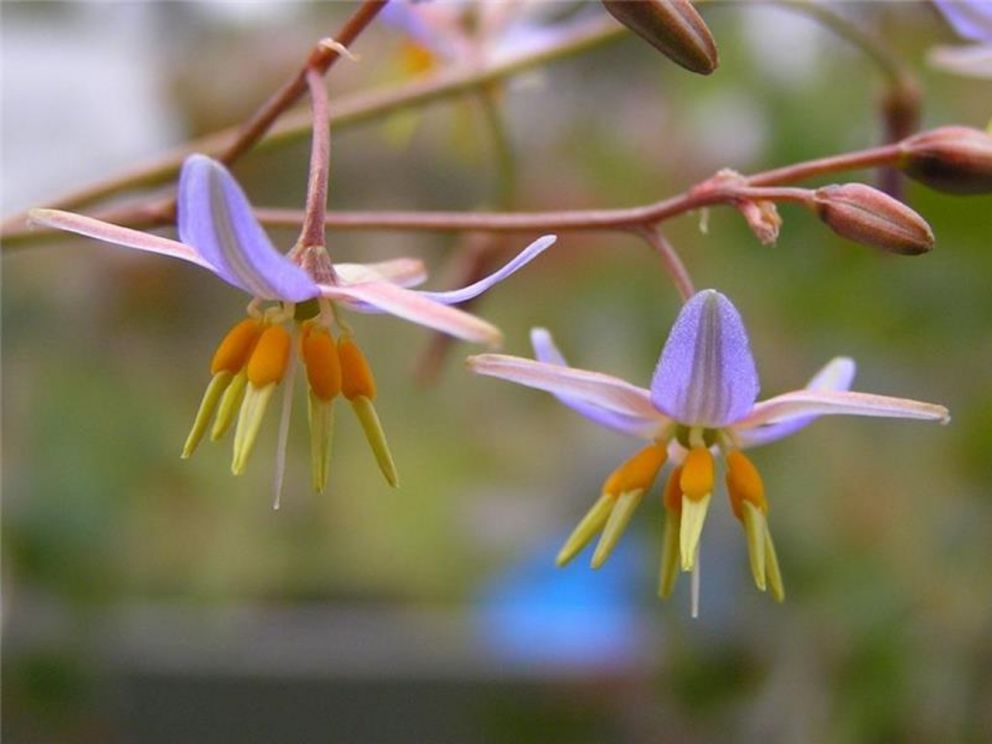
[531,328,665,439]
[417,235,556,305]
[650,290,759,427]
[934,0,992,43]
[736,357,856,448]
[177,155,319,302]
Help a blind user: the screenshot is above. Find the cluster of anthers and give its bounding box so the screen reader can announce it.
[469,290,950,614]
[31,154,556,503]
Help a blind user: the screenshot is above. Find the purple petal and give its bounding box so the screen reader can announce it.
[650,290,759,427]
[531,328,668,438]
[467,354,664,422]
[322,280,502,346]
[417,235,556,305]
[28,209,212,270]
[735,357,856,448]
[934,0,992,43]
[736,389,950,429]
[177,155,319,302]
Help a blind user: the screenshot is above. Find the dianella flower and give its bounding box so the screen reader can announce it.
[931,0,992,78]
[468,290,949,615]
[31,155,555,498]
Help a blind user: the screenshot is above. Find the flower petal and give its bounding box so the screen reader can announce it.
[467,354,664,422]
[933,0,992,43]
[416,235,556,305]
[322,280,502,346]
[650,289,759,427]
[28,208,212,269]
[178,154,319,302]
[334,258,427,288]
[531,328,669,438]
[735,357,856,448]
[735,389,950,430]
[929,43,992,78]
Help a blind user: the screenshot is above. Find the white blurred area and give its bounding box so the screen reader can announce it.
[0,1,311,214]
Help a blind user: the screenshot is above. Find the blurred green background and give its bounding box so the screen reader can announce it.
[3,2,992,742]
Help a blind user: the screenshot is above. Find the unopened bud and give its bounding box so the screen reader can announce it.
[735,199,782,245]
[900,126,992,195]
[601,0,719,75]
[812,183,934,255]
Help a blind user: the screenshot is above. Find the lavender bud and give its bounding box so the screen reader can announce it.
[601,0,719,75]
[900,126,992,195]
[812,184,934,255]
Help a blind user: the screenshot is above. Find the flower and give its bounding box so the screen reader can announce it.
[930,0,992,78]
[467,290,949,615]
[30,154,555,498]
[381,0,596,70]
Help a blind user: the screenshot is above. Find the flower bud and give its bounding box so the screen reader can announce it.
[601,0,719,75]
[811,183,934,255]
[899,126,992,195]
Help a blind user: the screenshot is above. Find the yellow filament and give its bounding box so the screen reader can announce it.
[680,447,715,501]
[602,443,667,497]
[301,324,342,401]
[591,489,644,569]
[725,450,767,520]
[246,325,291,387]
[556,494,614,567]
[339,337,376,400]
[211,318,263,375]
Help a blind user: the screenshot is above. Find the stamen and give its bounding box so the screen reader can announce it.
[247,325,292,387]
[339,337,376,400]
[691,551,701,619]
[308,392,335,493]
[591,489,644,569]
[350,396,399,487]
[556,494,614,567]
[300,324,341,401]
[211,318,264,375]
[764,528,785,602]
[272,346,298,510]
[725,449,766,520]
[741,502,767,591]
[658,467,684,598]
[680,446,714,500]
[182,371,232,458]
[679,492,711,571]
[602,443,667,497]
[212,370,248,441]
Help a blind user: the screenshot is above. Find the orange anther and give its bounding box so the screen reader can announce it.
[301,324,342,401]
[339,337,376,400]
[663,465,683,513]
[210,318,263,375]
[603,443,667,497]
[680,447,714,501]
[725,450,767,520]
[246,324,291,387]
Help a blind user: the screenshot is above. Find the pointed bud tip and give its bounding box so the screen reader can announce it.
[900,126,992,195]
[602,0,719,75]
[812,183,935,255]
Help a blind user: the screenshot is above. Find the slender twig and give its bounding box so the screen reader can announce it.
[0,16,623,231]
[219,0,388,168]
[639,228,694,303]
[3,141,904,246]
[299,69,332,249]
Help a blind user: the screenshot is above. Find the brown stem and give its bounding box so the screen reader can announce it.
[638,228,694,302]
[4,141,907,245]
[299,69,332,249]
[219,0,388,167]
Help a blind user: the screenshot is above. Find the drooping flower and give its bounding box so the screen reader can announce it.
[31,154,555,498]
[381,0,596,71]
[468,290,949,615]
[930,0,992,78]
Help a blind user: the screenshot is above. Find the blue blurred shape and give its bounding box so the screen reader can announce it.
[474,536,649,672]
